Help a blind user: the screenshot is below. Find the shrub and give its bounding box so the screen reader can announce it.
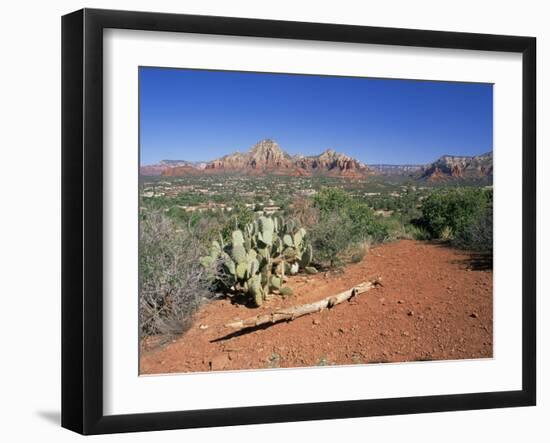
[376,216,408,241]
[288,196,320,229]
[219,203,255,242]
[313,188,388,244]
[308,188,390,268]
[139,211,218,341]
[440,226,454,241]
[420,188,491,239]
[346,201,389,243]
[452,202,493,253]
[309,212,355,268]
[313,187,352,213]
[405,225,431,241]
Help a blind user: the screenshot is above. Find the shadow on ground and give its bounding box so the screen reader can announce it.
[210,322,276,343]
[36,410,60,426]
[429,241,493,271]
[451,253,493,271]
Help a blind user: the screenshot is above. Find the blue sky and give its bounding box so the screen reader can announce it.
[139,67,493,165]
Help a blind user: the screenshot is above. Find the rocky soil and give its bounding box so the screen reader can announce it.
[140,240,493,374]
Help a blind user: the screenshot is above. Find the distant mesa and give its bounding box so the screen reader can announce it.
[141,139,371,178]
[139,159,207,176]
[140,139,493,182]
[418,151,493,182]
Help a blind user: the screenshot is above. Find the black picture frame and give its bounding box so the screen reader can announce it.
[61,8,536,435]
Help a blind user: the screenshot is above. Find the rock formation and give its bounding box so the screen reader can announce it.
[150,139,370,177]
[419,152,493,181]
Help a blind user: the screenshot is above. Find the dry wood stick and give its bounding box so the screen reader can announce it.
[225,276,381,330]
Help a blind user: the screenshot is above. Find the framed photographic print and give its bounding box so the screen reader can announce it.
[61,8,536,435]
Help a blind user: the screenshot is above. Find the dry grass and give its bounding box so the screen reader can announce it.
[139,210,219,343]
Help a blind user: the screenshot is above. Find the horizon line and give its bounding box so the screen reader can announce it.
[142,147,493,167]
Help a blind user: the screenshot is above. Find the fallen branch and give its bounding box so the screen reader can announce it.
[224,276,381,331]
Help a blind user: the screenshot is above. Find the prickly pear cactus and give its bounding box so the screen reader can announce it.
[247,275,264,307]
[280,286,294,296]
[200,216,316,307]
[270,275,282,290]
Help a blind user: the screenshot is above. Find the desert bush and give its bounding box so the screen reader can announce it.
[219,202,256,242]
[452,202,493,253]
[308,188,389,268]
[313,187,352,213]
[419,188,492,240]
[313,188,388,243]
[288,196,320,229]
[376,216,410,241]
[139,210,218,341]
[405,224,431,241]
[309,212,355,268]
[346,202,389,243]
[440,226,454,241]
[374,217,432,242]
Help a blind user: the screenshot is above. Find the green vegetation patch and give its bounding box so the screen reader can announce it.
[418,187,493,253]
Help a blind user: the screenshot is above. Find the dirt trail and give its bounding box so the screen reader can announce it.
[140,240,493,374]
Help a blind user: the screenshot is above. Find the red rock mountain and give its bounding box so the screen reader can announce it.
[419,152,493,182]
[294,149,368,177]
[148,139,370,177]
[204,139,295,173]
[140,160,206,176]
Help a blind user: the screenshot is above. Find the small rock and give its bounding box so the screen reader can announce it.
[470,312,479,319]
[407,310,414,316]
[312,319,321,325]
[397,300,404,304]
[338,328,345,334]
[199,324,209,330]
[402,331,410,337]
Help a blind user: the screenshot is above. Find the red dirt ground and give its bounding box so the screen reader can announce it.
[140,240,493,374]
